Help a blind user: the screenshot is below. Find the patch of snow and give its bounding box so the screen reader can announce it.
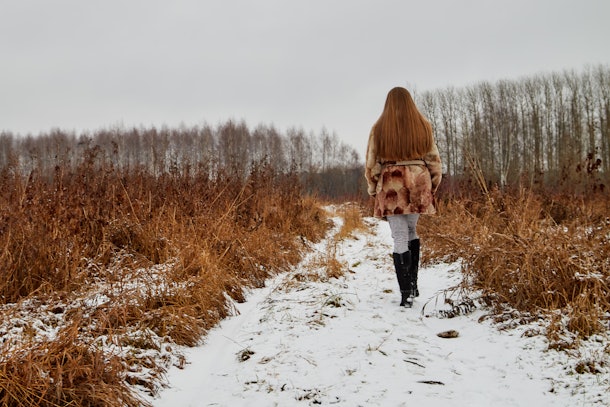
[149,216,610,406]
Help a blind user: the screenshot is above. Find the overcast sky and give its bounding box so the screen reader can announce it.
[2,0,609,153]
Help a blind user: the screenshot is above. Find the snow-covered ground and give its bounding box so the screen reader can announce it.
[149,214,609,407]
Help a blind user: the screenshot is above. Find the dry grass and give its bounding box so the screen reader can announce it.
[0,315,146,407]
[288,203,366,284]
[334,203,368,242]
[301,246,345,282]
[0,156,330,406]
[420,187,610,347]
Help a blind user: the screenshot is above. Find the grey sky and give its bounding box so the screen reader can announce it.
[1,0,609,154]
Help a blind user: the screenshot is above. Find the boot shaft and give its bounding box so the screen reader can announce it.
[408,239,420,271]
[393,251,411,292]
[392,251,411,269]
[408,239,421,297]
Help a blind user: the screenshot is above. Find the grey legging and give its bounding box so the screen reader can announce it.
[387,214,420,254]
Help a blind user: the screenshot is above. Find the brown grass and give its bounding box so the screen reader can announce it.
[0,315,147,407]
[0,155,329,406]
[287,203,366,284]
[334,203,368,242]
[420,187,610,347]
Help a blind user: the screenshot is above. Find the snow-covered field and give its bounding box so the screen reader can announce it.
[149,214,609,407]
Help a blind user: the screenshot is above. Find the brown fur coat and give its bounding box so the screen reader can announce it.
[364,128,442,218]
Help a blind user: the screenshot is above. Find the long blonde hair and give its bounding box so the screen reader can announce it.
[373,87,433,161]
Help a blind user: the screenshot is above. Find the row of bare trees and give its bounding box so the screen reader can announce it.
[2,64,607,199]
[418,64,609,194]
[0,121,364,199]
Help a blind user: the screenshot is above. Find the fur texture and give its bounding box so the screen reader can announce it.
[365,127,442,218]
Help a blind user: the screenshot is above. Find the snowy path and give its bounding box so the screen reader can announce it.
[149,215,608,407]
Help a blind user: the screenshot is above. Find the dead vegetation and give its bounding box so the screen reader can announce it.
[419,186,610,349]
[0,152,329,406]
[2,130,608,404]
[291,203,367,284]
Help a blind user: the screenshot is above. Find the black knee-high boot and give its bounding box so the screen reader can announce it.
[409,239,420,297]
[392,251,413,307]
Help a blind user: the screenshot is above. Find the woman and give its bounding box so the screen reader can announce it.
[365,87,442,307]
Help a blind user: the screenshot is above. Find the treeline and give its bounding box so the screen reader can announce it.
[418,64,609,194]
[0,121,364,199]
[3,64,608,199]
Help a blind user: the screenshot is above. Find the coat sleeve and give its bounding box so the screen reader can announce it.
[364,128,382,196]
[424,142,442,194]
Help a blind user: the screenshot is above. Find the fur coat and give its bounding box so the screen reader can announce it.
[364,128,442,218]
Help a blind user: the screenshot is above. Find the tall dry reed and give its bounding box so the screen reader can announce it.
[0,151,329,406]
[420,187,610,346]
